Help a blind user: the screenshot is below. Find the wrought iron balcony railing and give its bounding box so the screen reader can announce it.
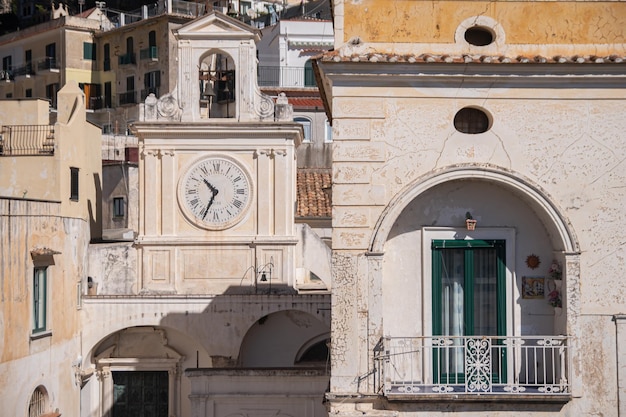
[257,66,316,88]
[118,53,136,66]
[0,125,55,156]
[118,91,137,106]
[374,336,569,397]
[13,63,34,77]
[37,57,59,71]
[140,46,158,60]
[88,96,105,110]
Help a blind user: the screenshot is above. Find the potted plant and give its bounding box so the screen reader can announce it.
[465,212,477,230]
[548,260,562,289]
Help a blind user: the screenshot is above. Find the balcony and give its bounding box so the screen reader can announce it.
[37,57,59,72]
[140,46,158,61]
[258,66,316,88]
[88,96,105,111]
[13,63,35,78]
[374,336,570,400]
[0,125,55,156]
[118,53,136,66]
[118,91,137,106]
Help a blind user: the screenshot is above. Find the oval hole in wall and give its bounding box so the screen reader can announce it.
[465,26,495,46]
[454,107,491,134]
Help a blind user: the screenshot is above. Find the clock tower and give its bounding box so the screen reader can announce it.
[131,11,304,295]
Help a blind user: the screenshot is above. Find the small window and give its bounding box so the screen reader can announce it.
[148,30,156,48]
[465,26,494,46]
[324,119,332,143]
[25,88,32,97]
[304,60,315,87]
[126,76,135,92]
[45,43,56,59]
[70,167,79,201]
[83,42,96,60]
[295,117,312,142]
[113,197,125,217]
[454,107,491,134]
[104,43,111,71]
[28,386,48,417]
[6,93,12,98]
[126,37,134,54]
[104,81,112,108]
[33,268,47,333]
[46,83,59,107]
[2,55,11,71]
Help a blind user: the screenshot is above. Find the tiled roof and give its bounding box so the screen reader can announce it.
[320,52,626,64]
[288,97,324,108]
[297,169,332,218]
[263,88,325,109]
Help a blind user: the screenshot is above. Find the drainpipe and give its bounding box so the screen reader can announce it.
[614,314,626,416]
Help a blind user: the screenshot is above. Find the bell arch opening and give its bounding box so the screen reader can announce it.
[198,50,236,119]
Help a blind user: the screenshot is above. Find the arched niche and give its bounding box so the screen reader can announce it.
[371,166,578,254]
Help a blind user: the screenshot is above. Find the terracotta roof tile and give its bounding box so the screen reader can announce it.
[296,169,332,218]
[320,52,626,64]
[288,97,324,108]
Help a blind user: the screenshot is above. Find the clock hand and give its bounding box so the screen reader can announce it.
[203,178,218,195]
[201,194,215,220]
[201,185,220,220]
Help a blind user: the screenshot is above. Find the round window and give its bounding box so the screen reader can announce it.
[454,107,491,134]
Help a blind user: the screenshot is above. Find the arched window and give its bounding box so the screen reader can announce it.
[148,30,156,48]
[126,37,134,55]
[294,117,312,142]
[28,386,48,417]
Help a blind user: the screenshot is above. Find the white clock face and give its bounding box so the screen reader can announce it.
[179,157,252,230]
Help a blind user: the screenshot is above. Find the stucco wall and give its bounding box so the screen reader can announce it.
[322,62,626,414]
[339,0,626,56]
[0,198,90,417]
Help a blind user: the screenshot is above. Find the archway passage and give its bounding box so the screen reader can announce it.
[186,310,330,417]
[85,326,207,417]
[238,309,330,368]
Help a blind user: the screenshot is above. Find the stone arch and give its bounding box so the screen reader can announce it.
[238,310,330,368]
[83,326,207,417]
[370,165,579,255]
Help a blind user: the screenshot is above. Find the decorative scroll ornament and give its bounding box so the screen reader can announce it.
[157,91,182,121]
[254,90,275,120]
[465,338,491,393]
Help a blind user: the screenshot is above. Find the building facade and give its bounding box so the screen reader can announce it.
[0,83,103,416]
[316,1,626,416]
[80,11,331,417]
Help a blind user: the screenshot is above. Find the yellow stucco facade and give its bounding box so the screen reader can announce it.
[341,0,626,52]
